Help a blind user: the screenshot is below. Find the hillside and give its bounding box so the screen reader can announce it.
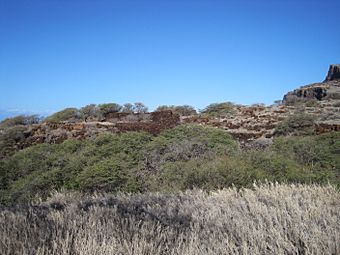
[0,65,339,204]
[1,65,339,159]
[1,66,340,255]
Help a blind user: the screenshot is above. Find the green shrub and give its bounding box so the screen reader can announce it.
[142,125,236,170]
[121,103,134,113]
[98,103,122,116]
[75,154,138,192]
[274,112,316,136]
[133,102,148,113]
[273,132,340,174]
[0,125,28,158]
[80,104,102,121]
[1,122,339,203]
[45,108,80,122]
[156,105,197,116]
[200,102,236,117]
[0,115,40,129]
[304,99,319,107]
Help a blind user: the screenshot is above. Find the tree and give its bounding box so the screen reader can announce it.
[174,105,197,116]
[155,105,171,112]
[45,108,80,122]
[98,103,122,116]
[0,115,41,129]
[80,104,100,121]
[133,102,148,113]
[121,103,134,113]
[25,115,41,125]
[156,105,197,116]
[200,102,236,116]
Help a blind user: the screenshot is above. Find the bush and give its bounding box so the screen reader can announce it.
[143,125,236,164]
[80,104,101,121]
[273,132,340,174]
[133,102,148,113]
[200,102,236,117]
[274,112,316,136]
[156,105,197,116]
[0,115,41,129]
[0,126,27,159]
[1,121,339,203]
[98,103,122,116]
[121,103,134,113]
[304,99,319,107]
[75,154,139,193]
[45,108,80,122]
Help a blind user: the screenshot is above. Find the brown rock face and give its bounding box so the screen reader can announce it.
[314,121,340,134]
[11,111,181,151]
[283,85,329,103]
[324,64,340,82]
[283,65,340,104]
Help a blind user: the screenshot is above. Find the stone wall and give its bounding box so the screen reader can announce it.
[16,111,180,149]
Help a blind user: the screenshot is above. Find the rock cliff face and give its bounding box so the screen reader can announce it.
[283,65,340,104]
[324,64,340,82]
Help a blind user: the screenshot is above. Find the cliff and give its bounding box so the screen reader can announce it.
[283,65,340,103]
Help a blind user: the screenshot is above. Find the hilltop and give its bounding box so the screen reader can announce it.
[1,65,339,158]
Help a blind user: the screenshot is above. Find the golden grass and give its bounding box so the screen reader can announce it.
[1,183,339,254]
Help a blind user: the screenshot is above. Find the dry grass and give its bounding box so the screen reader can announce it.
[1,183,339,255]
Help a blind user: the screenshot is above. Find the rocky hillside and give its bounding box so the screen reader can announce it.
[1,65,339,155]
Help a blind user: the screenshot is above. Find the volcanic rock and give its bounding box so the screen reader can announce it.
[283,65,340,103]
[324,64,340,82]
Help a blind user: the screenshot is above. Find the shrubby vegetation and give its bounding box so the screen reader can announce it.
[1,184,338,255]
[274,111,316,136]
[1,111,339,254]
[200,102,236,117]
[0,115,41,129]
[0,115,43,159]
[304,99,320,107]
[156,105,197,116]
[45,108,80,122]
[44,102,149,123]
[0,126,27,159]
[0,122,339,204]
[98,103,122,116]
[80,104,101,121]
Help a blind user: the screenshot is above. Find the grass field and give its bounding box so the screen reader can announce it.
[1,183,339,255]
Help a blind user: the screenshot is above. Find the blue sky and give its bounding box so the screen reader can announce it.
[0,0,339,119]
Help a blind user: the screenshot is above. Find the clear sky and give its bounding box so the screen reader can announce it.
[1,0,339,119]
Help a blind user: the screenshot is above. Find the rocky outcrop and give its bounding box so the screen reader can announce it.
[15,111,180,149]
[324,64,340,82]
[283,65,340,104]
[283,84,328,102]
[183,102,339,144]
[182,105,290,143]
[314,121,340,134]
